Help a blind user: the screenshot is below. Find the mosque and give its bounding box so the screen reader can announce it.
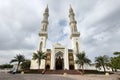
[28,5,115,73]
[30,5,81,70]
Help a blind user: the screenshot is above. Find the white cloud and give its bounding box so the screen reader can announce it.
[79,0,120,28]
[0,0,120,64]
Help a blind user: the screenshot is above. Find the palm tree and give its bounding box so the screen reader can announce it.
[95,55,109,72]
[75,51,91,73]
[10,54,25,72]
[32,51,46,69]
[113,52,120,56]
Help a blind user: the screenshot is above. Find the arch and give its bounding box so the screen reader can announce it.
[74,25,77,32]
[46,64,50,70]
[43,24,46,31]
[42,24,47,31]
[55,51,63,58]
[76,42,79,53]
[55,51,64,70]
[40,42,43,51]
[55,56,63,70]
[69,64,74,70]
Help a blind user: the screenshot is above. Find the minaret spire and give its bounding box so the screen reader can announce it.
[45,4,49,12]
[39,5,49,51]
[69,4,73,13]
[41,5,49,32]
[69,5,78,34]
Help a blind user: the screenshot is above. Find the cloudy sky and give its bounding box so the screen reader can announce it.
[0,0,120,64]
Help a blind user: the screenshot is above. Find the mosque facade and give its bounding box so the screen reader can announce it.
[30,5,81,70]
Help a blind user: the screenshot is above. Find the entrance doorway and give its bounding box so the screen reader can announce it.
[55,51,64,70]
[46,64,50,70]
[55,56,63,70]
[69,65,74,70]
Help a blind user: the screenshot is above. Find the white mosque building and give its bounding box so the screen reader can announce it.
[30,5,112,72]
[30,5,81,70]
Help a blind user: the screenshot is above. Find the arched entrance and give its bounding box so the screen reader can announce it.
[46,64,50,70]
[55,51,64,70]
[69,65,74,70]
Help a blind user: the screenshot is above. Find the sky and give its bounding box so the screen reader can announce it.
[0,0,120,64]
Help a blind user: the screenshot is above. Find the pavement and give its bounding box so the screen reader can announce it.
[0,72,119,80]
[0,72,73,80]
[67,74,120,80]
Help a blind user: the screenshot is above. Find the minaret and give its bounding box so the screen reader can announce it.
[69,5,80,69]
[38,5,49,52]
[30,6,49,69]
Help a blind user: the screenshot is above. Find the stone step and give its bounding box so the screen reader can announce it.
[44,70,82,74]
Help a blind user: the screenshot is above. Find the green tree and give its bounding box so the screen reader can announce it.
[113,52,120,56]
[75,51,91,73]
[108,52,120,71]
[107,57,115,72]
[32,51,46,69]
[10,54,25,72]
[95,55,109,72]
[110,57,120,70]
[21,60,31,70]
[0,64,13,69]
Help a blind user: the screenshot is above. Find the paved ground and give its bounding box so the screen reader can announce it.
[67,74,120,80]
[0,72,73,80]
[0,72,119,80]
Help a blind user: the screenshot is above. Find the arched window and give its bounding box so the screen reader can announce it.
[76,42,79,53]
[40,42,43,51]
[55,51,63,58]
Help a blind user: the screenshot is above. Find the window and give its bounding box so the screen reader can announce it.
[76,42,79,53]
[40,42,43,50]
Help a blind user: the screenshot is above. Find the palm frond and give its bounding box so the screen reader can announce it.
[32,53,38,60]
[10,54,25,63]
[76,52,91,67]
[95,55,110,70]
[32,51,46,69]
[10,59,18,63]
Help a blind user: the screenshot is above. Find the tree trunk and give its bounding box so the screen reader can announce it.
[82,65,84,74]
[115,68,117,72]
[103,65,106,73]
[38,59,41,70]
[38,65,40,70]
[111,68,114,72]
[38,62,40,70]
[17,62,20,72]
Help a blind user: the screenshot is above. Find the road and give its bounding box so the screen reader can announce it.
[0,72,119,80]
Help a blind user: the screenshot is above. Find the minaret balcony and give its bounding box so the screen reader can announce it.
[42,20,49,24]
[69,13,74,17]
[39,31,48,38]
[70,32,80,39]
[43,13,49,17]
[69,21,77,25]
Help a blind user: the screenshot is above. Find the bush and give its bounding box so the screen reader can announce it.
[21,60,31,70]
[0,64,13,69]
